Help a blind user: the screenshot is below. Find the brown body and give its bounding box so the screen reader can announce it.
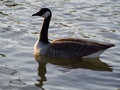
[47,38,114,58]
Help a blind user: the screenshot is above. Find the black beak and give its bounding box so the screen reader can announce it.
[32,12,39,16]
[32,14,36,16]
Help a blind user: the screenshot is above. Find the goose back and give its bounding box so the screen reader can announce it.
[45,38,114,58]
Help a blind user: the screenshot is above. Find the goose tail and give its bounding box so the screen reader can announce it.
[104,43,115,49]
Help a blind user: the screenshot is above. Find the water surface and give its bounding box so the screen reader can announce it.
[0,0,120,90]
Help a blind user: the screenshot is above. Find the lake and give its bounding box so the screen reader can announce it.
[0,0,120,90]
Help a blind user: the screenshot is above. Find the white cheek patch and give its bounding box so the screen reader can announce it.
[42,11,50,18]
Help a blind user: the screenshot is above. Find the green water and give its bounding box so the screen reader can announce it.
[0,0,120,90]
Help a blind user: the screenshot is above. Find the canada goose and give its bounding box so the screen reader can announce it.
[32,8,114,58]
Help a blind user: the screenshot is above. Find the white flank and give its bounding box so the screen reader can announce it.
[83,50,106,58]
[42,11,50,18]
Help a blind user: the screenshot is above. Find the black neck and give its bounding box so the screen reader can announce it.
[39,16,51,43]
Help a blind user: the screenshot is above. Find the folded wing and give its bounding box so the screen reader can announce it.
[46,38,114,58]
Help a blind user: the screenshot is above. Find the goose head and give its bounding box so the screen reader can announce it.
[32,8,52,19]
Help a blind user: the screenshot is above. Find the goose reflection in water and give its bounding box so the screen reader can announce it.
[34,55,112,89]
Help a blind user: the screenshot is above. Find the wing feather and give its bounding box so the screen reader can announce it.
[45,38,110,58]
